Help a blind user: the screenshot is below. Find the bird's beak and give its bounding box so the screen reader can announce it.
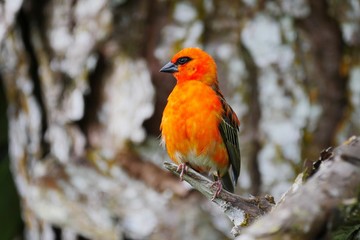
[159,62,178,73]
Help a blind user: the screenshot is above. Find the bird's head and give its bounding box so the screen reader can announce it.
[160,48,218,86]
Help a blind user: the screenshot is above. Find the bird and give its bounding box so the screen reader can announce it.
[159,47,241,199]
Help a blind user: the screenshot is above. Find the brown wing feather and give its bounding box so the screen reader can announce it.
[216,91,241,188]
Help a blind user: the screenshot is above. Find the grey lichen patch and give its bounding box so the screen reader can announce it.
[220,201,246,227]
[99,55,155,149]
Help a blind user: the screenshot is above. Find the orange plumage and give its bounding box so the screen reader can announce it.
[160,48,241,197]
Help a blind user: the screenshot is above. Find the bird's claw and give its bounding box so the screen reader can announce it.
[211,180,222,201]
[176,163,188,181]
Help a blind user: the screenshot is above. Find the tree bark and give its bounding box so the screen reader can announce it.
[167,136,360,239]
[237,136,360,239]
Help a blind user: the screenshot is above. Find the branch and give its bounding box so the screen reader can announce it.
[165,137,360,238]
[163,162,275,233]
[236,136,360,239]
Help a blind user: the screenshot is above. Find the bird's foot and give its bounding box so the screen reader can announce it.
[211,180,222,201]
[176,163,188,181]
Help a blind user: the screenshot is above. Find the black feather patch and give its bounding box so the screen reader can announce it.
[175,57,192,65]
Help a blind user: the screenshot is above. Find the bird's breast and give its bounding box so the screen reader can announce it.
[161,81,228,172]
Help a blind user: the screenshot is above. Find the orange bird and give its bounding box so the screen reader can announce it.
[160,47,241,198]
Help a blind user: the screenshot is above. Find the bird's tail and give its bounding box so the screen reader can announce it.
[221,171,234,193]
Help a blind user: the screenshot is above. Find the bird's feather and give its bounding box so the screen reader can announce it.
[217,93,241,189]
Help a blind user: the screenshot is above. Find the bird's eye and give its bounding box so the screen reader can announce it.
[176,57,192,65]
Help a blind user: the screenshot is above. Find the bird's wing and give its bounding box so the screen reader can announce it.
[218,96,241,187]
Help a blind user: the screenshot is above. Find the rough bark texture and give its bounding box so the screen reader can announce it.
[236,136,360,239]
[166,137,360,239]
